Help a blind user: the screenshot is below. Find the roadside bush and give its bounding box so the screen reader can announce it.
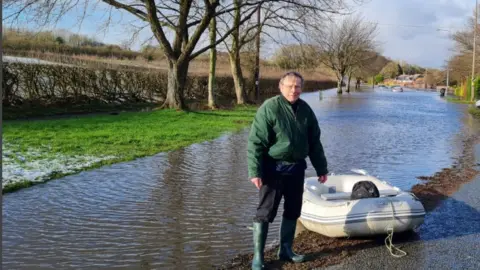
[468,107,480,118]
[271,45,319,70]
[2,63,166,107]
[374,74,384,84]
[2,62,335,118]
[3,37,140,60]
[474,76,480,99]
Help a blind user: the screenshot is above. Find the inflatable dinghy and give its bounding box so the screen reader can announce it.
[300,171,425,238]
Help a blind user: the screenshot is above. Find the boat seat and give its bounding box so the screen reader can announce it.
[320,189,400,201]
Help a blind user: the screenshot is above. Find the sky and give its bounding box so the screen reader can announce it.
[355,0,473,68]
[3,0,475,69]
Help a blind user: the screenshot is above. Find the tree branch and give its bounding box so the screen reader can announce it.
[144,0,174,60]
[188,1,259,60]
[102,0,148,21]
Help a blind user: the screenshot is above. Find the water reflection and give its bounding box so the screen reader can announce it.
[305,90,468,189]
[2,89,475,269]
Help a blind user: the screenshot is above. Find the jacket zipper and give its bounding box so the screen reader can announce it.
[290,105,299,160]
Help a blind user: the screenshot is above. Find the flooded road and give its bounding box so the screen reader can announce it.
[2,88,476,269]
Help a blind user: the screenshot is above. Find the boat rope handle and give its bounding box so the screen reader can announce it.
[384,199,407,258]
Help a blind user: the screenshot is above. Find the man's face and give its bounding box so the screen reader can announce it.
[279,75,303,103]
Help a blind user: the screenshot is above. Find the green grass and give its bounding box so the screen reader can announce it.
[446,96,475,104]
[2,102,158,120]
[3,105,257,193]
[468,107,480,118]
[446,96,480,118]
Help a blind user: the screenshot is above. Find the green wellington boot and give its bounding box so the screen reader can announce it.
[277,218,306,263]
[252,222,269,270]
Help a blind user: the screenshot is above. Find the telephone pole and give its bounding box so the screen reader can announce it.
[446,67,450,95]
[472,0,478,101]
[254,3,261,102]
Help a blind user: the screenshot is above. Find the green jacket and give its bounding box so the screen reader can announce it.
[247,95,328,178]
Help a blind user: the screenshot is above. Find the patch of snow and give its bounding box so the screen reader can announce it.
[2,56,62,65]
[2,142,117,189]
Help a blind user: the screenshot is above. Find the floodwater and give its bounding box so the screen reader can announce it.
[2,88,477,269]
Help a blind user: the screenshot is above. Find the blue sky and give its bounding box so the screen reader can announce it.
[4,0,475,69]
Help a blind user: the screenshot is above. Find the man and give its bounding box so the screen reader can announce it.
[247,71,329,269]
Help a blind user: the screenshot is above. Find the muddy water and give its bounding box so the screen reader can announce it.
[2,88,476,269]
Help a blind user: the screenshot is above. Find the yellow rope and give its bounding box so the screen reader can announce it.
[384,199,407,258]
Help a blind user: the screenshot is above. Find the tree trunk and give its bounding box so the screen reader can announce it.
[229,51,247,104]
[372,76,375,89]
[337,73,344,94]
[208,16,217,109]
[247,61,256,100]
[164,60,188,110]
[346,75,351,93]
[228,0,248,105]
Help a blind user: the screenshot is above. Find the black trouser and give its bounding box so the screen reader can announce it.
[254,168,305,223]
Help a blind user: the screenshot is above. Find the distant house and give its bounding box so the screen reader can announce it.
[392,74,424,87]
[396,75,414,83]
[412,74,424,81]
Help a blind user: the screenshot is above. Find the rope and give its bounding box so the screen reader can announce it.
[384,199,407,258]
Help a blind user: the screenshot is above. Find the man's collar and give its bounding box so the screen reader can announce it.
[280,94,298,105]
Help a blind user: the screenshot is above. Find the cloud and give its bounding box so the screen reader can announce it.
[357,0,472,68]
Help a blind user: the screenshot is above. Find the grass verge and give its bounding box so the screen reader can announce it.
[2,105,257,193]
[2,102,159,120]
[469,106,480,118]
[446,96,475,104]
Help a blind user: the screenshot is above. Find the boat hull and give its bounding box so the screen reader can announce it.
[299,176,425,238]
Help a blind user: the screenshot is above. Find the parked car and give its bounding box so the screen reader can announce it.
[392,86,403,92]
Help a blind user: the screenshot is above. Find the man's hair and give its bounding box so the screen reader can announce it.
[279,71,304,86]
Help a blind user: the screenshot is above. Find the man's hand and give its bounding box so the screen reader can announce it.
[251,177,263,189]
[318,175,328,184]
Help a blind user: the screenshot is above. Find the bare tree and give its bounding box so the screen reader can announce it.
[356,52,390,87]
[425,69,445,87]
[310,15,378,93]
[380,61,403,79]
[449,53,475,84]
[451,12,479,54]
[4,0,262,110]
[449,7,480,87]
[345,53,379,92]
[345,66,356,92]
[215,0,359,104]
[447,5,480,99]
[271,44,320,70]
[221,0,251,104]
[208,15,217,109]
